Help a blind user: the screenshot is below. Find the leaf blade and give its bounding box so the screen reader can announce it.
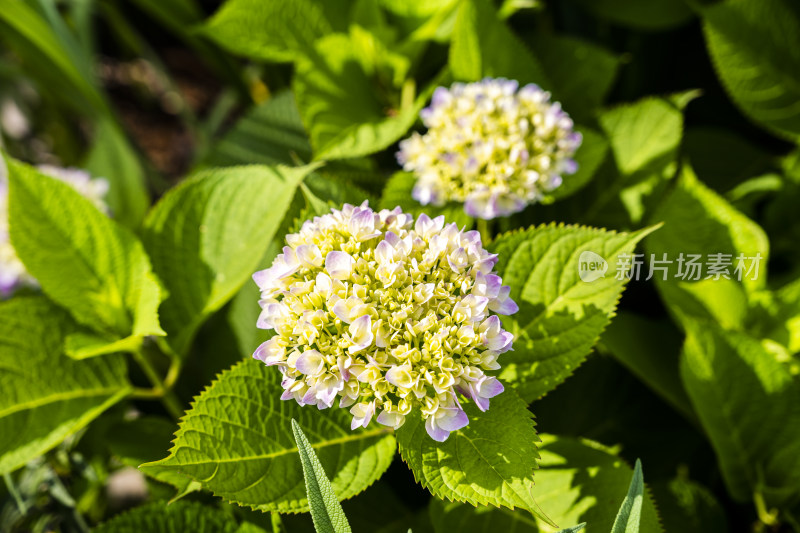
[292,419,353,533]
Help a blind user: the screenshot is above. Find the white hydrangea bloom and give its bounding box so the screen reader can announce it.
[397,78,582,220]
[0,160,110,296]
[253,202,518,442]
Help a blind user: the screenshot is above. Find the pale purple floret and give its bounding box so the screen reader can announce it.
[458,376,505,413]
[425,406,470,442]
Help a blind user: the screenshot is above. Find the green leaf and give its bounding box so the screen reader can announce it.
[379,171,473,229]
[141,359,396,513]
[142,164,312,356]
[202,91,313,168]
[293,31,432,160]
[646,164,770,329]
[84,118,150,228]
[292,420,353,533]
[0,296,131,475]
[558,525,586,533]
[397,388,548,521]
[449,0,549,87]
[489,224,657,402]
[428,435,663,532]
[599,97,683,176]
[94,500,240,532]
[201,0,347,63]
[702,0,800,142]
[680,322,800,507]
[7,159,164,339]
[611,459,644,533]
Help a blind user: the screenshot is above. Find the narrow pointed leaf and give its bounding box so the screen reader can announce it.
[611,459,645,533]
[292,420,352,533]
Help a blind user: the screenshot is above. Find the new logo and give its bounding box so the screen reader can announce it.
[578,251,608,282]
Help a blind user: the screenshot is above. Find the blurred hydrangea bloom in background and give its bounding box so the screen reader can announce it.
[252,202,517,441]
[397,78,582,219]
[0,160,109,296]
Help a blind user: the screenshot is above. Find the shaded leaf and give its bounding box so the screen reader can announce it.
[680,322,800,507]
[702,0,800,141]
[0,297,130,475]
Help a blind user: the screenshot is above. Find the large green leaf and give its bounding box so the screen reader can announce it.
[141,164,312,356]
[0,297,130,475]
[599,97,683,177]
[292,420,353,533]
[7,159,164,340]
[449,0,549,87]
[428,435,663,532]
[702,0,800,142]
[94,501,240,532]
[201,0,347,63]
[202,91,313,168]
[680,322,800,507]
[397,389,546,519]
[293,31,431,160]
[646,164,770,330]
[141,359,396,513]
[489,224,656,402]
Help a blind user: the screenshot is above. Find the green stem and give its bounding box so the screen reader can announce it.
[131,349,183,420]
[477,218,493,245]
[754,490,780,527]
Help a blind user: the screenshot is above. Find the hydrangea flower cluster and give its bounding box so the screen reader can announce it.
[0,161,109,296]
[397,78,582,220]
[252,203,518,441]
